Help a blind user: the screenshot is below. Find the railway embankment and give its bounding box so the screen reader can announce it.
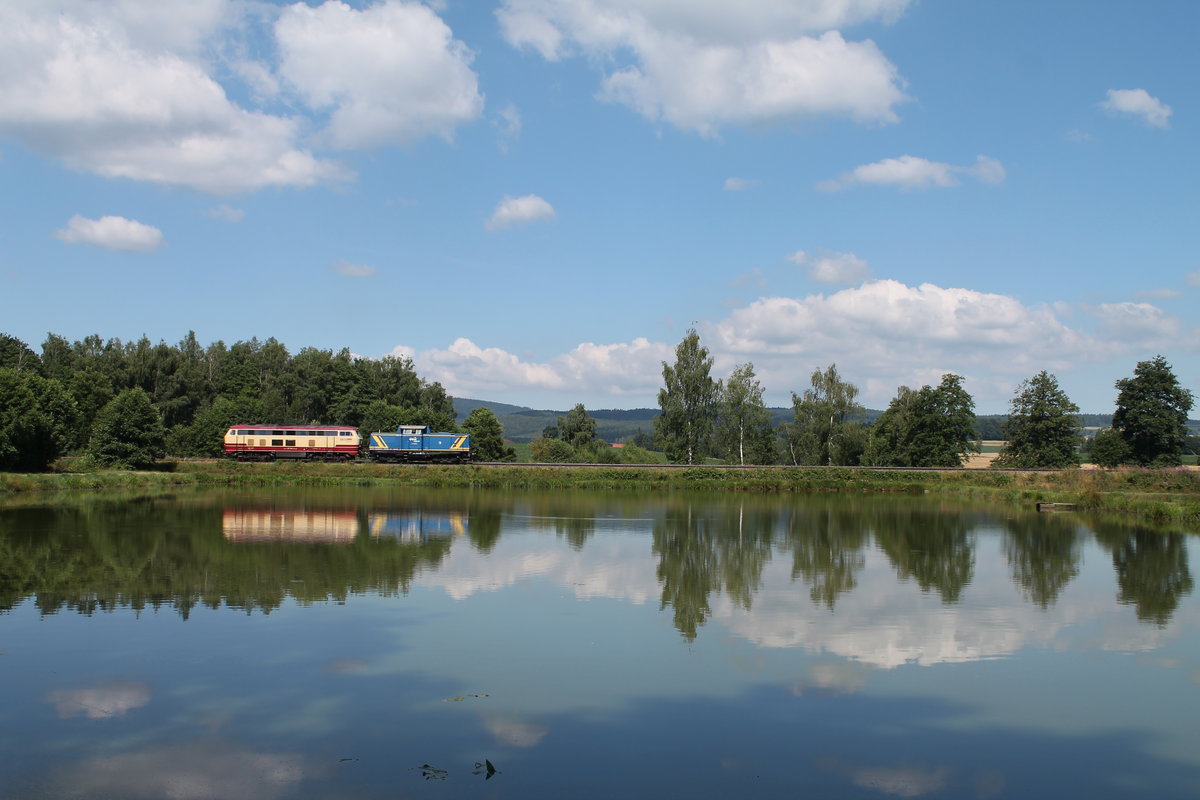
[2,461,1199,527]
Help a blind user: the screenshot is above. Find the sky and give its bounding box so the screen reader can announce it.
[1,0,1196,415]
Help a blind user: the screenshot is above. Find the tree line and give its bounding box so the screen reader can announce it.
[0,328,1194,471]
[0,330,514,470]
[646,329,1195,469]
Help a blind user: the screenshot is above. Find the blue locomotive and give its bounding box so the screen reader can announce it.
[367,424,472,463]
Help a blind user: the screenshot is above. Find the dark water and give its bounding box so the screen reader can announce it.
[1,487,1197,799]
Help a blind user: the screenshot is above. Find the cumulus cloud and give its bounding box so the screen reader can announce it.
[331,259,376,277]
[45,682,152,719]
[49,740,304,800]
[1091,301,1186,349]
[788,249,870,284]
[396,279,1194,410]
[819,154,1005,191]
[0,2,348,194]
[1101,88,1172,128]
[54,215,164,252]
[0,1,483,193]
[275,0,484,148]
[485,194,556,230]
[402,336,671,403]
[497,0,910,135]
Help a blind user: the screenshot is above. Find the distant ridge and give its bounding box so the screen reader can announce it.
[450,398,1167,444]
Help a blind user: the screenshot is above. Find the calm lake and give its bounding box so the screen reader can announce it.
[1,487,1197,799]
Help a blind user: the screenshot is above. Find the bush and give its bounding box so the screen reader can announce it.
[87,388,166,469]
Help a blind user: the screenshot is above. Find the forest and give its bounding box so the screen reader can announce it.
[0,330,457,470]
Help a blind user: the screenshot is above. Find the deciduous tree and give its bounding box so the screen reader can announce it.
[655,329,718,465]
[786,363,866,466]
[1111,355,1194,466]
[87,388,166,469]
[557,404,597,449]
[994,371,1080,468]
[0,369,79,471]
[462,407,516,461]
[865,375,978,467]
[715,363,775,465]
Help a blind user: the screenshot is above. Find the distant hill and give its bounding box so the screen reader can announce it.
[452,398,1194,443]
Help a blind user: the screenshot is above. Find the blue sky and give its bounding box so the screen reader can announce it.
[1,0,1196,414]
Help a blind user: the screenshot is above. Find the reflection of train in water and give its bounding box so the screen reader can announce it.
[368,511,468,543]
[220,508,470,544]
[221,509,360,543]
[223,424,471,463]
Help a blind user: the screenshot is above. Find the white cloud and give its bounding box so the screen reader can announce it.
[1187,271,1200,289]
[396,279,1196,411]
[497,0,910,135]
[788,249,870,284]
[275,0,484,149]
[331,259,376,277]
[0,0,484,193]
[1101,88,1172,128]
[1091,301,1187,349]
[54,215,164,252]
[0,2,346,194]
[404,336,671,403]
[45,681,152,719]
[207,204,245,222]
[819,154,1005,191]
[723,177,759,191]
[51,740,304,800]
[485,194,557,230]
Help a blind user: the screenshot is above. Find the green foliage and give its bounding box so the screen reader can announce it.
[865,375,978,467]
[359,400,406,437]
[557,403,598,448]
[0,368,80,471]
[994,371,1080,468]
[784,363,866,466]
[1112,355,1194,467]
[530,436,576,462]
[462,407,515,461]
[616,443,662,464]
[87,388,167,469]
[716,363,776,465]
[0,334,41,373]
[1091,428,1133,468]
[168,396,266,457]
[655,329,718,465]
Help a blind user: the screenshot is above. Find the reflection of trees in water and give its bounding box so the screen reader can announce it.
[1002,517,1082,608]
[873,510,976,604]
[781,502,868,611]
[652,500,775,641]
[0,501,452,618]
[1092,522,1194,627]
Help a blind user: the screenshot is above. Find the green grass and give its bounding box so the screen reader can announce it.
[3,461,1199,527]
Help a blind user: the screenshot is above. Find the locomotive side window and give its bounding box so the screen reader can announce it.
[272,439,283,447]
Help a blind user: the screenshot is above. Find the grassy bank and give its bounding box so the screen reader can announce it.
[2,461,1198,526]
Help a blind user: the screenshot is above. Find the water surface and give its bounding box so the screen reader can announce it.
[1,487,1197,799]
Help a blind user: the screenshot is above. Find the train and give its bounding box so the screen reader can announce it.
[223,423,472,463]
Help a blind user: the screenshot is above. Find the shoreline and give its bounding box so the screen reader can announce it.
[2,461,1198,528]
